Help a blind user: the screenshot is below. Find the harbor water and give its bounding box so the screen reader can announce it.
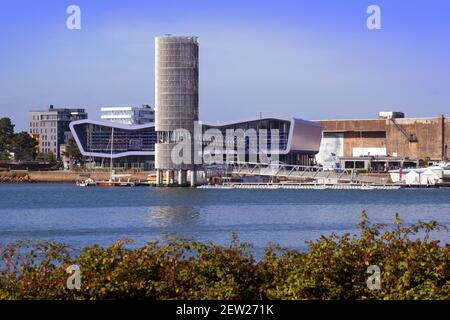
[0,184,449,254]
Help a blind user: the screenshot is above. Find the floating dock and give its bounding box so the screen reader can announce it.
[197,183,402,190]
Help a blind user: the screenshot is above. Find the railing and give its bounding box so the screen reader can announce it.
[203,161,391,185]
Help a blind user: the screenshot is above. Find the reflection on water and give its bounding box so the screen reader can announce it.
[0,184,449,254]
[148,206,200,227]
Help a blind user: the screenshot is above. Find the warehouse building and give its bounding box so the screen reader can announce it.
[315,112,449,171]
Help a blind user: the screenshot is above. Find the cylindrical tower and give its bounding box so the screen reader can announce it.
[155,36,199,185]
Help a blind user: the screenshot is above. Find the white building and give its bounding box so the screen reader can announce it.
[100,105,154,125]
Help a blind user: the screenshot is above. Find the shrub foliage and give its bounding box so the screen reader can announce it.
[0,213,449,300]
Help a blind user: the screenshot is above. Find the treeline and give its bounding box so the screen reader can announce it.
[0,213,448,300]
[0,117,81,163]
[0,117,36,161]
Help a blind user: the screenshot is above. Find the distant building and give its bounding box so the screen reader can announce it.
[315,112,449,171]
[100,105,154,125]
[28,105,88,157]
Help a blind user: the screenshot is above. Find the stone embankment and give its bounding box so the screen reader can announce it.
[0,170,151,183]
[0,172,33,183]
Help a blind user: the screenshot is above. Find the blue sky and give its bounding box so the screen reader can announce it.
[1,0,449,131]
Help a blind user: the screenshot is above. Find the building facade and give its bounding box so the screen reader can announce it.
[69,117,323,170]
[28,105,87,157]
[155,36,200,185]
[100,105,154,125]
[315,112,449,171]
[202,118,322,166]
[70,119,155,170]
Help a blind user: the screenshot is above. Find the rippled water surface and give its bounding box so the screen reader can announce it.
[0,184,449,253]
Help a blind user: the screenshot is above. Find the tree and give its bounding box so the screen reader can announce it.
[10,132,37,161]
[0,118,15,160]
[62,138,83,163]
[35,152,45,161]
[46,151,57,163]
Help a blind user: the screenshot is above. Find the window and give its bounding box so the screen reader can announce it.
[355,161,365,169]
[344,161,355,169]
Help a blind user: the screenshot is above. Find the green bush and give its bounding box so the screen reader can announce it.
[0,213,448,300]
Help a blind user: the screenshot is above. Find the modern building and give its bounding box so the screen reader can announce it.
[28,105,88,157]
[100,105,154,125]
[69,117,323,170]
[70,120,155,170]
[154,36,200,185]
[202,117,322,166]
[315,112,449,171]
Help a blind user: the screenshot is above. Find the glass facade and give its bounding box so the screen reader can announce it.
[71,121,156,156]
[70,117,322,168]
[203,118,290,153]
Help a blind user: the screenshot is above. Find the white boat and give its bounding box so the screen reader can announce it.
[76,178,95,187]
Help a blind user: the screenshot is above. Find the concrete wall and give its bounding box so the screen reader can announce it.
[343,131,386,157]
[386,117,444,159]
[0,171,152,183]
[446,119,450,159]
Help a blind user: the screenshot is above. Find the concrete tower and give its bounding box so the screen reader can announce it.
[155,36,199,186]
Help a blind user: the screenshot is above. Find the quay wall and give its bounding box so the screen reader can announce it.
[0,171,152,183]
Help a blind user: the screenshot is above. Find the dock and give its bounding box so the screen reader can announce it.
[198,183,402,190]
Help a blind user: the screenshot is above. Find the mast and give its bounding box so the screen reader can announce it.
[110,127,114,174]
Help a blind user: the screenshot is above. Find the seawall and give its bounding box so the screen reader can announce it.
[0,170,152,184]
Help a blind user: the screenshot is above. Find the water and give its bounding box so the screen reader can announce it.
[0,184,449,254]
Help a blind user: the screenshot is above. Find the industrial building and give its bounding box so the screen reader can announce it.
[28,105,88,157]
[315,112,449,171]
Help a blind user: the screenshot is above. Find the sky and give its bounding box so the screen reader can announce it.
[0,0,449,131]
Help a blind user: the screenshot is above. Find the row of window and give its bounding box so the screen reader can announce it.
[31,115,58,121]
[41,148,57,154]
[29,128,57,134]
[40,135,57,140]
[41,140,57,147]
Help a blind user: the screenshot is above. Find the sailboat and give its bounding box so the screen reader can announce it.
[77,128,135,187]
